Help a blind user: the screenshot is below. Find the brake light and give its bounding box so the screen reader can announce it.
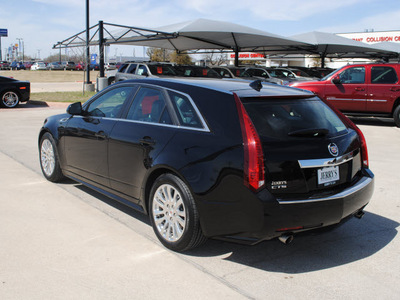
[345,118,369,168]
[234,93,265,191]
[323,100,369,168]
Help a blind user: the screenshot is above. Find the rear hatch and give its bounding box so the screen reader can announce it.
[241,96,363,199]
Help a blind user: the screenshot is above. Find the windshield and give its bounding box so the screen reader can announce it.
[320,67,342,81]
[242,96,347,140]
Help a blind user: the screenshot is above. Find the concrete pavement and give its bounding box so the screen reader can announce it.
[0,151,247,300]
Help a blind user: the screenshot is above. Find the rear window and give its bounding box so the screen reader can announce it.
[242,97,347,140]
[148,65,178,76]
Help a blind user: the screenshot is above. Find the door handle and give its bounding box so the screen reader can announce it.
[95,131,107,139]
[390,87,400,92]
[140,136,155,146]
[354,87,365,91]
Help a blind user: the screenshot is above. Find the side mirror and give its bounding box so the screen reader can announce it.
[67,102,83,115]
[332,75,341,84]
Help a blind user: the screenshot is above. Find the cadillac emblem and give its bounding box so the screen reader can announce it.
[328,143,339,157]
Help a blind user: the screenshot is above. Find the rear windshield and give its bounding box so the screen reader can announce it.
[242,97,347,140]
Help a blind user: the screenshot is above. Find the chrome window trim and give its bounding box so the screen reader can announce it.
[298,152,355,169]
[73,115,211,133]
[115,118,211,132]
[277,176,373,204]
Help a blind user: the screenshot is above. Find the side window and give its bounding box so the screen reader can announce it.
[137,65,149,76]
[86,86,135,118]
[126,64,137,74]
[371,66,398,84]
[168,91,202,128]
[127,87,172,124]
[118,63,128,73]
[339,67,365,84]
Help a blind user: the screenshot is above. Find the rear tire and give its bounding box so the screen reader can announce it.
[39,132,65,182]
[394,105,400,128]
[149,174,207,252]
[1,90,20,108]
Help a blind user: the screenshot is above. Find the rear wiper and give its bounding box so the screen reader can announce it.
[288,128,329,137]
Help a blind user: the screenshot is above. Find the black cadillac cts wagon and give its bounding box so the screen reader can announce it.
[39,78,374,251]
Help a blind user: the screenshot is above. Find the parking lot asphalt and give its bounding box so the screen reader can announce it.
[0,103,399,299]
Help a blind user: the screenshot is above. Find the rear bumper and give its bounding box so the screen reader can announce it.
[226,169,374,243]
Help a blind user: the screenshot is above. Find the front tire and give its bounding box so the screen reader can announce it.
[149,174,207,252]
[39,132,65,182]
[1,90,20,108]
[393,104,400,127]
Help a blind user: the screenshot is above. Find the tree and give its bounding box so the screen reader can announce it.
[146,48,173,62]
[204,52,227,66]
[169,51,192,64]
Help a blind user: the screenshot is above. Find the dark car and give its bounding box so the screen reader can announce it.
[23,61,34,70]
[38,78,374,252]
[0,61,10,70]
[289,63,400,127]
[61,61,76,71]
[10,61,26,70]
[174,65,221,78]
[0,76,30,108]
[213,66,284,85]
[47,62,63,70]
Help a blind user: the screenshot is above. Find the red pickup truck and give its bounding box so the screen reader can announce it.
[289,63,400,127]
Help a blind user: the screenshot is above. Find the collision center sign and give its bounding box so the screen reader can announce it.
[229,53,265,59]
[337,31,400,44]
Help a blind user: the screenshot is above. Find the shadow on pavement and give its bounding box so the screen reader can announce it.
[186,211,398,274]
[348,116,396,127]
[63,181,398,274]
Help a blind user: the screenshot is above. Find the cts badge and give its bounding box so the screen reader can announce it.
[328,143,339,157]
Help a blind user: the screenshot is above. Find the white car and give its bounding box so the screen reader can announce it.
[31,62,47,70]
[105,62,116,70]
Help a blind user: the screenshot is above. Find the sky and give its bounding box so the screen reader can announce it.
[1,0,400,60]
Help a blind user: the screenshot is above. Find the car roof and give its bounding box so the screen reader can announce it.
[116,78,314,98]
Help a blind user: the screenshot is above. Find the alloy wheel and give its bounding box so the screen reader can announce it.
[2,91,19,108]
[41,139,55,177]
[152,184,187,242]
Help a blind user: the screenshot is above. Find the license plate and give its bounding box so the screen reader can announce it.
[318,166,339,186]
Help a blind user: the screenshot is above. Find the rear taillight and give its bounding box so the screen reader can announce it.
[323,100,369,168]
[344,119,369,168]
[234,93,265,191]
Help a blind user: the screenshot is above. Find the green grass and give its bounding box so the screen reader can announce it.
[30,91,97,103]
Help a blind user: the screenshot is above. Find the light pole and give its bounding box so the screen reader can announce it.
[58,41,61,63]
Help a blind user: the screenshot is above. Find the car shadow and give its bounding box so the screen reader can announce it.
[71,182,151,225]
[64,181,398,274]
[185,212,398,274]
[348,116,396,127]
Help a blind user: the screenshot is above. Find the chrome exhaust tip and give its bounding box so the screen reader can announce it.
[278,234,294,245]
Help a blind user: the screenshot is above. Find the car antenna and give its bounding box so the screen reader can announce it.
[249,80,263,92]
